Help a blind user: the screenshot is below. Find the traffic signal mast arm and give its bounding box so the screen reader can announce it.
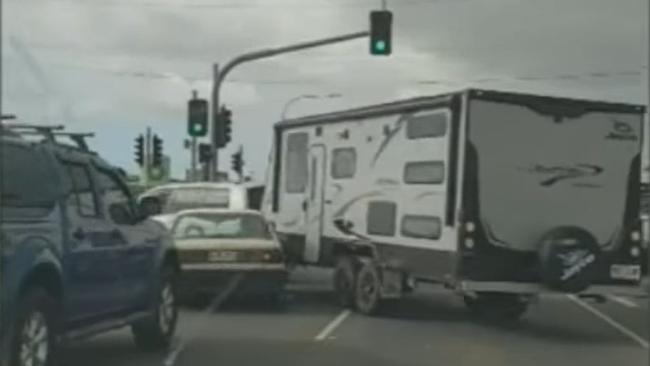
[209,30,371,180]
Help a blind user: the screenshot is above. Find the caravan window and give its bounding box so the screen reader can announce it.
[366,201,397,236]
[331,148,356,179]
[401,215,441,240]
[404,161,445,184]
[406,112,447,139]
[285,132,309,193]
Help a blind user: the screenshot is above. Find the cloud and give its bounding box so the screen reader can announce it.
[2,0,647,179]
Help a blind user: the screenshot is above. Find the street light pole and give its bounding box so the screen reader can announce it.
[210,31,370,181]
[281,93,342,120]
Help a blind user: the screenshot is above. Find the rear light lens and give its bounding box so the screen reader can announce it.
[630,231,641,242]
[464,238,475,249]
[630,246,641,258]
[465,222,475,233]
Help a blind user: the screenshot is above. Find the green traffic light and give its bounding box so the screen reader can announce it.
[374,40,386,52]
[193,124,204,133]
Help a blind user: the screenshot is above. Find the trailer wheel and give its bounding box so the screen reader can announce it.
[354,262,383,315]
[463,292,528,323]
[333,256,357,308]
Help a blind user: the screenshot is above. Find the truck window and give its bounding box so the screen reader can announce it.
[63,162,100,217]
[406,112,447,139]
[0,144,58,214]
[367,201,397,236]
[95,168,136,218]
[404,161,445,184]
[331,147,356,179]
[285,132,309,193]
[401,215,441,240]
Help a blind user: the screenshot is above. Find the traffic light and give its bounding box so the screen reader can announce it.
[134,135,144,166]
[198,143,212,164]
[152,134,163,167]
[370,10,393,56]
[231,147,244,178]
[188,99,208,137]
[217,106,232,148]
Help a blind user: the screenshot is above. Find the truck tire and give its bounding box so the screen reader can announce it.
[538,226,600,293]
[463,292,528,323]
[132,266,178,351]
[9,288,59,366]
[354,262,383,315]
[333,256,357,308]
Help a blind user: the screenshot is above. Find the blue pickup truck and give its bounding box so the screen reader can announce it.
[0,126,179,366]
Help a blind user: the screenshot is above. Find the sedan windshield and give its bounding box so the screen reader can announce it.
[173,213,272,240]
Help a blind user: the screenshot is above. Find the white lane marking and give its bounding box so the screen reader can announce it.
[163,273,245,366]
[567,295,649,349]
[163,339,185,366]
[608,295,640,308]
[314,309,351,342]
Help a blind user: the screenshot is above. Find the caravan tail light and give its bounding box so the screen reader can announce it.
[464,238,475,249]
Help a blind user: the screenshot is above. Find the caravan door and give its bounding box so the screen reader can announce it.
[304,145,326,263]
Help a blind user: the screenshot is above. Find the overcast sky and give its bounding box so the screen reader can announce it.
[2,0,648,180]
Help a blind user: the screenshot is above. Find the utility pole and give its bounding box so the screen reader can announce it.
[210,31,370,181]
[190,90,199,181]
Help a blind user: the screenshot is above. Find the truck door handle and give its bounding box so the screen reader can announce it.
[73,228,85,240]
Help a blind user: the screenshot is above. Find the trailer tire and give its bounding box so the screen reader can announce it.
[334,256,357,308]
[354,262,383,315]
[463,292,528,323]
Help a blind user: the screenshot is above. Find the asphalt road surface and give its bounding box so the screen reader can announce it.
[60,268,649,366]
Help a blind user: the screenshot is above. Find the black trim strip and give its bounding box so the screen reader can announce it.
[468,89,645,117]
[272,127,282,212]
[445,95,461,227]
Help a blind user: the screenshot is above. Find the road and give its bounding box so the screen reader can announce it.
[60,268,648,366]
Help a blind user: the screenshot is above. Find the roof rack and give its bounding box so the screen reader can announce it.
[1,123,95,152]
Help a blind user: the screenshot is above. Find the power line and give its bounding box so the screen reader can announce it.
[417,70,645,86]
[25,0,464,9]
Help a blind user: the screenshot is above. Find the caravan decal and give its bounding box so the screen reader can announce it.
[371,114,410,167]
[280,217,300,228]
[332,191,383,218]
[606,119,638,142]
[518,164,603,187]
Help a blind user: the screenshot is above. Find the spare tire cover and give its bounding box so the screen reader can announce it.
[538,226,600,293]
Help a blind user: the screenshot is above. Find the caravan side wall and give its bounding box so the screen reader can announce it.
[265,96,464,281]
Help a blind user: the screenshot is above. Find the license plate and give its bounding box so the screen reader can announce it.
[610,264,641,280]
[208,251,237,262]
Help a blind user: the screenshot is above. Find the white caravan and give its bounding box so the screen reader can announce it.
[262,89,647,319]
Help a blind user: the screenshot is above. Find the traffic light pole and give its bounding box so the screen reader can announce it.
[144,127,152,186]
[209,30,370,181]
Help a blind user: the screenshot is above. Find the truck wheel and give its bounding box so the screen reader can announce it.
[333,256,357,308]
[354,262,383,315]
[132,266,178,351]
[10,289,59,366]
[463,292,528,323]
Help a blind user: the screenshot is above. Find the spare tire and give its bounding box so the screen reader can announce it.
[538,226,600,293]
